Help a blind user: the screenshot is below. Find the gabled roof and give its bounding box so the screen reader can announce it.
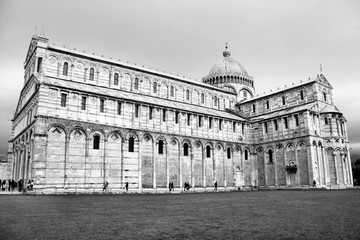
[42,76,248,122]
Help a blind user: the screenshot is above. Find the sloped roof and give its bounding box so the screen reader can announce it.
[42,76,247,122]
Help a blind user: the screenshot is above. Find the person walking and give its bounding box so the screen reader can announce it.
[125,182,129,192]
[168,182,172,192]
[313,180,316,187]
[214,181,218,192]
[102,181,109,192]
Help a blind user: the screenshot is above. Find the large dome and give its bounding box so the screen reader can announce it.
[208,53,248,77]
[202,45,254,90]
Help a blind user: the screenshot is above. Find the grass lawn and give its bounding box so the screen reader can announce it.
[0,190,359,239]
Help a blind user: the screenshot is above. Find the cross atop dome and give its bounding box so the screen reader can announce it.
[223,42,231,57]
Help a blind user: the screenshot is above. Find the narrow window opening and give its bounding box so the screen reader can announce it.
[325,117,328,125]
[268,149,273,163]
[219,119,223,131]
[175,111,179,124]
[170,86,174,97]
[274,119,278,131]
[295,115,299,127]
[214,96,217,107]
[206,146,211,158]
[100,99,105,113]
[209,117,213,129]
[134,78,139,90]
[201,93,205,104]
[81,96,86,110]
[153,82,157,93]
[300,90,304,100]
[37,57,42,73]
[93,135,100,149]
[233,122,236,132]
[252,104,256,113]
[264,122,268,133]
[187,113,191,126]
[117,102,122,115]
[242,123,245,134]
[245,149,248,160]
[282,95,286,105]
[135,104,139,118]
[162,109,166,122]
[114,73,119,85]
[198,116,202,127]
[61,93,67,107]
[183,143,189,156]
[266,100,270,109]
[158,140,164,154]
[128,137,135,152]
[186,89,190,100]
[149,106,153,120]
[284,117,288,129]
[323,92,327,102]
[227,148,231,159]
[89,68,94,80]
[63,62,68,76]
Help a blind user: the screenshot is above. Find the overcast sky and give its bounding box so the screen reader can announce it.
[0,0,359,156]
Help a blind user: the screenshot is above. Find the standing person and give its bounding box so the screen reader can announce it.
[8,179,11,191]
[125,182,129,192]
[214,181,218,192]
[102,181,108,192]
[168,182,171,192]
[2,179,6,191]
[171,181,174,191]
[313,180,316,187]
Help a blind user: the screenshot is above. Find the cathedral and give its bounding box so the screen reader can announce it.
[7,34,353,192]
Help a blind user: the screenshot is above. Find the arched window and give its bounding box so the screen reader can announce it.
[266,100,270,109]
[129,137,135,152]
[268,149,273,163]
[206,146,211,158]
[324,117,328,125]
[323,92,327,102]
[63,62,68,76]
[183,143,189,156]
[134,78,139,90]
[89,68,95,80]
[93,135,100,149]
[282,95,286,105]
[186,89,190,100]
[214,96,217,107]
[252,104,256,113]
[227,148,231,159]
[158,140,164,154]
[201,93,205,104]
[170,86,174,97]
[245,149,248,160]
[153,82,157,93]
[114,73,119,85]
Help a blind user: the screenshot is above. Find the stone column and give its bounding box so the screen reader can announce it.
[223,149,226,188]
[340,153,346,185]
[138,139,142,189]
[347,151,353,185]
[333,152,339,185]
[284,147,289,186]
[64,135,70,187]
[294,146,300,186]
[191,147,194,189]
[264,151,268,186]
[96,70,99,85]
[103,139,107,184]
[57,62,60,77]
[84,137,90,187]
[153,140,156,189]
[109,73,112,88]
[166,142,169,188]
[321,146,330,186]
[274,147,278,186]
[202,146,206,187]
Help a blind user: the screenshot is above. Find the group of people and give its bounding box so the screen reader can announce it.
[0,179,34,192]
[183,182,191,191]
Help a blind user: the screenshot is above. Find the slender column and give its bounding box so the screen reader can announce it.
[28,140,34,181]
[153,141,156,189]
[12,150,17,180]
[223,149,226,188]
[191,147,194,189]
[264,151,268,186]
[211,146,215,185]
[96,70,99,85]
[103,139,107,184]
[138,139,142,189]
[202,146,206,187]
[341,153,347,184]
[294,146,300,186]
[179,144,182,189]
[84,137,90,187]
[22,144,29,190]
[284,147,289,186]
[166,143,169,188]
[322,146,330,186]
[251,152,257,187]
[347,151,353,185]
[109,73,112,88]
[274,148,278,186]
[333,153,339,185]
[64,135,70,187]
